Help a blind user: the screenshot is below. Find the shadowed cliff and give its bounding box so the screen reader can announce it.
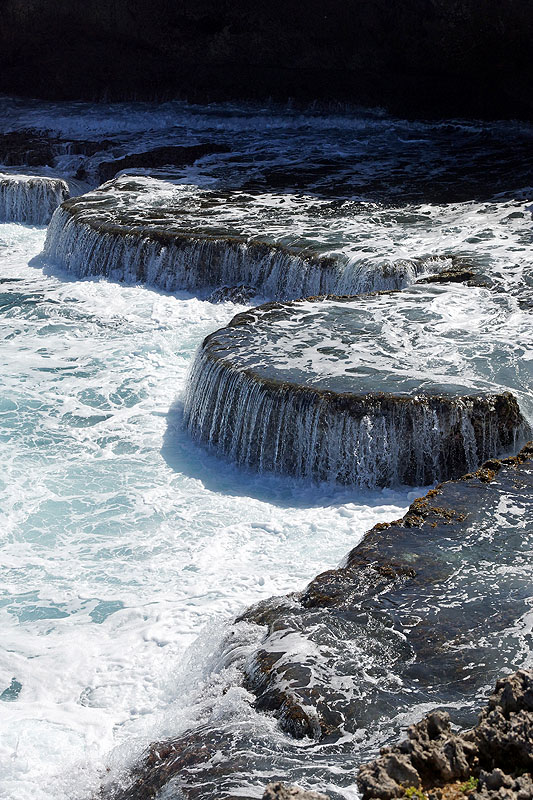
[1,0,532,119]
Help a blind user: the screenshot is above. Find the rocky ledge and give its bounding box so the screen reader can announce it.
[240,443,533,740]
[358,669,533,800]
[44,177,462,300]
[99,443,533,800]
[185,291,529,487]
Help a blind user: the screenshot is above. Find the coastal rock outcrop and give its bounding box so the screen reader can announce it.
[240,443,533,740]
[43,177,453,299]
[184,292,529,488]
[99,444,533,799]
[358,670,533,800]
[96,144,228,183]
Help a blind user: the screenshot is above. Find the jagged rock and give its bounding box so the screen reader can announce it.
[262,783,329,800]
[358,670,533,800]
[476,769,533,800]
[475,671,533,770]
[239,445,533,742]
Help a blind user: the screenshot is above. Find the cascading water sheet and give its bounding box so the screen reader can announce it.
[0,97,532,800]
[0,173,69,224]
[184,288,531,487]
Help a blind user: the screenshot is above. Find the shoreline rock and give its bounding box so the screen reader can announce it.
[357,670,533,800]
[184,293,529,488]
[240,443,533,740]
[99,443,533,799]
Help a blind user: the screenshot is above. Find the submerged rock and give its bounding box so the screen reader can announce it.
[358,670,533,800]
[0,129,115,168]
[184,292,530,488]
[415,256,485,287]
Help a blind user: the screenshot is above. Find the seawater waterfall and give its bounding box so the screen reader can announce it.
[0,173,69,224]
[0,99,532,800]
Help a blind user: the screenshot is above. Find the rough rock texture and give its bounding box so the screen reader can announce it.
[207,284,257,304]
[98,444,533,800]
[240,443,533,740]
[358,670,533,800]
[263,784,329,800]
[96,144,229,183]
[1,1,533,119]
[415,257,485,287]
[0,129,114,168]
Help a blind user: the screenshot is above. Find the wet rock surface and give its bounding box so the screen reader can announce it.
[0,129,114,168]
[46,177,461,299]
[96,144,228,183]
[415,257,485,287]
[99,445,533,800]
[263,784,330,800]
[207,284,258,304]
[358,670,533,800]
[184,290,530,487]
[240,443,533,740]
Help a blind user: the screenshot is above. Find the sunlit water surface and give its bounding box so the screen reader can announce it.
[0,223,413,799]
[0,98,532,800]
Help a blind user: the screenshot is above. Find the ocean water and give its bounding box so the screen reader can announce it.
[0,222,414,799]
[0,98,532,800]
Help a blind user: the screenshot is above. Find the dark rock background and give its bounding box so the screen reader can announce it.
[0,0,532,118]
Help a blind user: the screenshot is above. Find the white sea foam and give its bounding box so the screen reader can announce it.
[0,224,412,800]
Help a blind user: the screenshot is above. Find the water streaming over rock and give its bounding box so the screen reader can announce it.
[0,173,69,224]
[185,346,526,488]
[184,289,531,488]
[42,179,452,301]
[1,97,533,800]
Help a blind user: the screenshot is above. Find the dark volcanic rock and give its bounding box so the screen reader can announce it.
[239,443,533,740]
[98,444,533,800]
[357,670,533,800]
[415,257,485,287]
[1,2,533,119]
[0,129,115,168]
[0,130,58,167]
[97,144,229,183]
[207,284,257,304]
